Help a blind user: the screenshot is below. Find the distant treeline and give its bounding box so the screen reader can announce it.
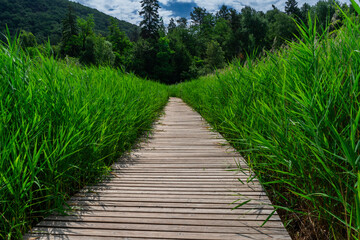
[12,0,358,84]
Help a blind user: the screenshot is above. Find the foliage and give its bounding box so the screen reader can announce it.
[61,6,80,57]
[19,30,37,48]
[0,34,168,239]
[285,0,301,17]
[205,40,225,70]
[108,18,133,68]
[172,6,360,239]
[0,0,138,44]
[4,0,353,84]
[139,0,160,39]
[77,14,95,49]
[190,7,208,26]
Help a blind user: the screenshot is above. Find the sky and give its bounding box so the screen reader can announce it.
[70,0,349,25]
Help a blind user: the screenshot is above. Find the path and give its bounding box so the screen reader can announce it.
[25,97,290,239]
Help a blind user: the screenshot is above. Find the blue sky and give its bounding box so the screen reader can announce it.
[70,0,349,25]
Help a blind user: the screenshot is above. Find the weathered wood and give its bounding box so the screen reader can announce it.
[25,97,290,239]
[35,221,288,235]
[44,215,285,228]
[26,228,290,240]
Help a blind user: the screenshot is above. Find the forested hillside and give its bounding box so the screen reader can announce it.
[0,0,138,43]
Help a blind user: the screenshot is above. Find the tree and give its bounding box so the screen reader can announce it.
[130,39,157,77]
[267,11,297,48]
[241,6,268,53]
[108,18,132,67]
[154,37,175,83]
[94,36,115,66]
[158,17,166,36]
[190,7,207,26]
[285,0,301,17]
[214,18,232,59]
[61,5,80,56]
[300,3,311,23]
[216,5,231,20]
[19,30,37,48]
[177,17,187,28]
[129,28,140,42]
[77,14,95,50]
[79,36,96,65]
[314,0,336,30]
[139,0,160,39]
[205,40,225,69]
[168,18,176,33]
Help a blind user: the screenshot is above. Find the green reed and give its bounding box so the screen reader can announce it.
[0,33,168,239]
[172,4,360,239]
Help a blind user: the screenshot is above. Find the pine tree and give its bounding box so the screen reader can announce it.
[61,5,80,56]
[177,18,187,28]
[168,18,176,33]
[216,5,231,20]
[190,7,207,26]
[285,0,301,16]
[62,5,78,43]
[139,0,160,39]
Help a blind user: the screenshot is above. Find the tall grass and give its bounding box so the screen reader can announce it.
[171,5,360,240]
[0,34,168,239]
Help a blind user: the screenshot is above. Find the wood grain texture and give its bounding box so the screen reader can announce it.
[25,97,290,240]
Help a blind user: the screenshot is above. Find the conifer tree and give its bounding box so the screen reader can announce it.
[62,6,78,43]
[177,18,187,28]
[216,5,231,20]
[168,18,176,33]
[285,0,301,17]
[61,5,80,56]
[190,7,207,26]
[139,0,160,39]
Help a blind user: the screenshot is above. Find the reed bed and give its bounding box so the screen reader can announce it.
[0,34,168,239]
[171,6,360,240]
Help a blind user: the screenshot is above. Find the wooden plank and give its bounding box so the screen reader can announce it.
[66,205,277,215]
[73,192,266,200]
[26,228,290,240]
[45,215,285,228]
[70,196,269,205]
[100,179,259,183]
[55,210,282,221]
[36,221,289,235]
[25,97,289,239]
[93,183,261,188]
[66,200,272,210]
[81,186,263,192]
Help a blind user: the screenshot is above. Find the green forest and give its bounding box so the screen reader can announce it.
[1,0,360,239]
[3,0,356,84]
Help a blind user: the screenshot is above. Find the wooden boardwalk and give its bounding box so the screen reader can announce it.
[25,98,290,239]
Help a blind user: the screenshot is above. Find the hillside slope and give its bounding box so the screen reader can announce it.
[0,0,138,43]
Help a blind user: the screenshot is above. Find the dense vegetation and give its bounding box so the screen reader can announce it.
[8,0,355,84]
[171,2,360,239]
[0,0,138,43]
[0,32,168,239]
[2,0,360,239]
[119,0,354,83]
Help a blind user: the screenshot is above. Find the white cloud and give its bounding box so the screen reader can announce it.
[159,8,178,24]
[71,0,143,24]
[71,0,350,25]
[194,0,349,13]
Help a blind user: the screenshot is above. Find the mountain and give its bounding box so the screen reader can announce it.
[0,0,138,44]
